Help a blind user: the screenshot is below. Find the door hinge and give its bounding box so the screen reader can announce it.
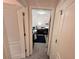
[24,33,26,36]
[55,39,57,43]
[22,12,25,16]
[25,49,27,52]
[60,10,62,15]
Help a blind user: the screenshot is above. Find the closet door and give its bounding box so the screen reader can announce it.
[3,4,25,59]
[59,2,75,59]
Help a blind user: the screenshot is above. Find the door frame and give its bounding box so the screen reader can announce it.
[28,6,33,55]
[47,9,55,56]
[30,7,55,56]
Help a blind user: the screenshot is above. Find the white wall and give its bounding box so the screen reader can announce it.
[32,9,51,29]
[49,0,75,59]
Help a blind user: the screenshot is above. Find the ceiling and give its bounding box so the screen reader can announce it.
[4,0,59,8]
[17,0,59,9]
[26,0,58,9]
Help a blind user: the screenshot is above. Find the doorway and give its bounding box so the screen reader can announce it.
[31,8,51,59]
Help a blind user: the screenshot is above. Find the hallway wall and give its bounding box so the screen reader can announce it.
[50,0,75,59]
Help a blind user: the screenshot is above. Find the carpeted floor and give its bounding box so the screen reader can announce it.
[24,43,49,59]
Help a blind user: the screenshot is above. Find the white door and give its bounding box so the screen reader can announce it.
[4,4,25,59]
[17,8,26,58]
[17,7,32,57]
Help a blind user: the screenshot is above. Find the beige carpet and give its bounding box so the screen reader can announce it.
[24,43,49,59]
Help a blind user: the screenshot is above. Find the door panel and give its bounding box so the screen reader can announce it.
[3,4,24,59]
